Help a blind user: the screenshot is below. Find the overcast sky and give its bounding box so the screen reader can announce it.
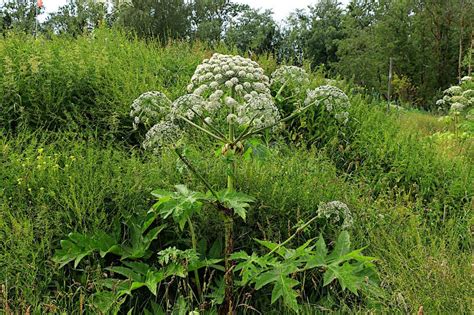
[36,0,351,22]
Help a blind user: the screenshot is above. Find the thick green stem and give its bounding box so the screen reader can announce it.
[222,91,236,315]
[187,218,203,302]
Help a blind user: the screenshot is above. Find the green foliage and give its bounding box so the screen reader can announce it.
[151,185,207,231]
[232,231,377,312]
[0,34,472,314]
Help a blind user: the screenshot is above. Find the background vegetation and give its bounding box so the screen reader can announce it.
[0,29,472,313]
[1,0,473,108]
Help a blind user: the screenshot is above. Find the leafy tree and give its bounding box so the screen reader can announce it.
[191,0,244,45]
[116,0,192,41]
[278,9,311,65]
[305,0,345,70]
[43,0,108,36]
[225,6,278,56]
[0,0,41,35]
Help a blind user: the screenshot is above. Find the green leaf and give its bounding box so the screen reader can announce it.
[106,266,143,282]
[305,236,327,269]
[271,276,300,312]
[91,291,124,315]
[188,258,223,272]
[216,190,255,221]
[152,185,206,231]
[254,239,287,257]
[323,262,361,295]
[326,231,351,263]
[145,270,165,295]
[52,229,121,268]
[254,262,300,311]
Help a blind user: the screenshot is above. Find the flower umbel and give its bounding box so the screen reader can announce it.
[185,53,280,131]
[305,85,350,124]
[143,121,182,153]
[271,66,310,96]
[130,91,172,129]
[317,201,353,230]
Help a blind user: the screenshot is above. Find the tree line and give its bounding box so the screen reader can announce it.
[1,0,473,108]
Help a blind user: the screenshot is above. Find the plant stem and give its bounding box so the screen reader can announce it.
[275,81,288,100]
[173,148,220,201]
[188,107,228,140]
[238,97,329,142]
[222,91,236,315]
[187,218,203,302]
[179,115,226,142]
[266,215,318,257]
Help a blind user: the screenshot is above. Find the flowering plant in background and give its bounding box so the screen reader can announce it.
[305,85,351,124]
[270,65,310,106]
[432,76,474,142]
[130,91,171,130]
[435,76,474,114]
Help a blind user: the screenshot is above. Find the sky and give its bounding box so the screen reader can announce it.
[36,0,351,22]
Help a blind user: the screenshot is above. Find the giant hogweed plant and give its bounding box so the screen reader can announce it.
[53,54,377,313]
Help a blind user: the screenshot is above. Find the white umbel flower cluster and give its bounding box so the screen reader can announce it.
[436,78,474,113]
[185,53,280,129]
[317,201,353,230]
[444,86,463,96]
[270,66,310,95]
[305,85,350,124]
[142,121,182,154]
[130,91,172,130]
[450,102,465,112]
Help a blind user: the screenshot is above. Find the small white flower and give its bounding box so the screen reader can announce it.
[225,80,234,88]
[444,86,463,96]
[226,114,237,123]
[130,91,172,129]
[450,102,464,112]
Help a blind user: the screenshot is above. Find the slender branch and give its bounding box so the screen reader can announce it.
[188,107,228,140]
[232,113,259,145]
[240,98,325,141]
[274,81,288,100]
[174,148,220,201]
[265,215,319,257]
[178,115,226,142]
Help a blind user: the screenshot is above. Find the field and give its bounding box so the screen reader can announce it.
[0,30,472,314]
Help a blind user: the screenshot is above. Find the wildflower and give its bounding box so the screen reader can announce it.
[460,76,472,83]
[444,86,463,96]
[450,102,465,112]
[143,121,182,153]
[130,91,172,129]
[317,201,353,229]
[170,94,207,120]
[461,89,474,99]
[305,85,351,123]
[270,66,310,95]
[185,53,279,130]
